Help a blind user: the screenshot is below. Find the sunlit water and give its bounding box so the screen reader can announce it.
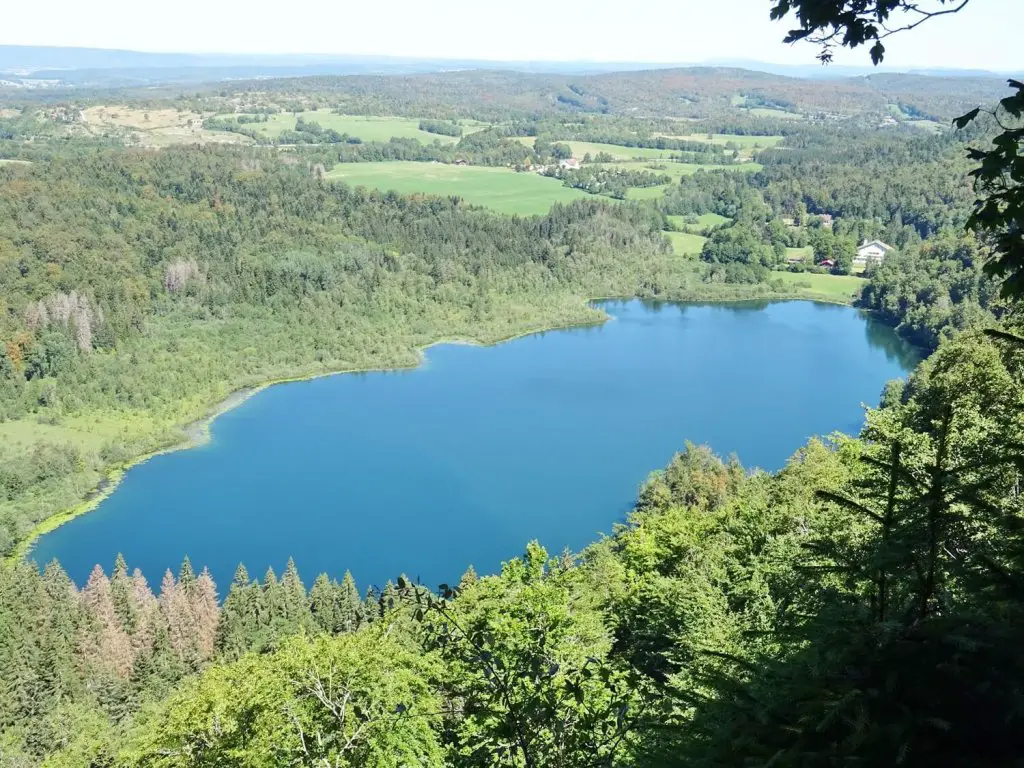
[32,300,918,592]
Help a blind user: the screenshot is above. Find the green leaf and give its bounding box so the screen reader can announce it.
[953,108,981,130]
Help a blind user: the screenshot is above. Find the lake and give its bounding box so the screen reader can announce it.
[31,300,918,592]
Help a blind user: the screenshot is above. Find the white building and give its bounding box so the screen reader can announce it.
[854,240,894,269]
[558,157,581,170]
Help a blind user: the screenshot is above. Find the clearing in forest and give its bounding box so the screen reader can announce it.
[772,271,867,301]
[324,161,590,215]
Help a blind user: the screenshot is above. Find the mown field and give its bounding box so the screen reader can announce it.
[236,113,487,144]
[772,271,867,300]
[665,230,707,256]
[324,162,590,215]
[667,213,732,232]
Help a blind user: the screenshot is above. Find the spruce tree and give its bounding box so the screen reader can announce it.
[280,558,310,627]
[260,567,282,626]
[110,553,137,633]
[177,556,197,597]
[309,573,339,634]
[338,571,363,632]
[191,569,219,661]
[217,564,259,660]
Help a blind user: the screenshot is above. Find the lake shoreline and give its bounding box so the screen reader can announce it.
[12,310,614,563]
[12,292,866,565]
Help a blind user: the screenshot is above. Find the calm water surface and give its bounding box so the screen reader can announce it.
[32,300,918,590]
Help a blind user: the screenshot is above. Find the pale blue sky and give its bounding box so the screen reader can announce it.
[3,0,1021,70]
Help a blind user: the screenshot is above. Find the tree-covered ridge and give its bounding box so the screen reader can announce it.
[2,324,1022,766]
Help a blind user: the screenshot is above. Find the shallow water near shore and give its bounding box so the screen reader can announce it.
[31,300,918,591]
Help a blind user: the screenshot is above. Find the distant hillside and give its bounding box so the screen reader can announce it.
[222,66,1008,122]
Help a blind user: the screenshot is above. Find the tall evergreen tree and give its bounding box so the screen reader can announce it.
[309,573,339,634]
[191,568,219,661]
[217,564,260,660]
[338,571,363,633]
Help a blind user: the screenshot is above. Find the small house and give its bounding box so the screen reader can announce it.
[558,157,581,170]
[819,258,836,268]
[854,240,893,269]
[819,214,834,228]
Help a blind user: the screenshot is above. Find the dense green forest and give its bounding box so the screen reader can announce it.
[2,53,1024,764]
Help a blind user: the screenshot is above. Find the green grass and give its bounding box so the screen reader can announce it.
[233,113,481,144]
[324,162,590,215]
[785,246,814,262]
[772,271,867,300]
[513,138,679,161]
[667,213,731,233]
[665,231,707,256]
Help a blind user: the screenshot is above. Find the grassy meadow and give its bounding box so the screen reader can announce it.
[667,213,732,232]
[324,162,590,215]
[772,271,867,301]
[665,231,707,256]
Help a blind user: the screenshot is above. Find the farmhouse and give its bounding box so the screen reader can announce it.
[854,240,894,269]
[558,157,581,170]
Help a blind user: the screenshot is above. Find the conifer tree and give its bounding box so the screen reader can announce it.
[110,553,137,634]
[177,556,197,597]
[38,562,81,706]
[309,573,339,634]
[280,558,310,627]
[260,567,282,625]
[338,570,363,633]
[80,564,133,680]
[217,564,260,660]
[159,569,199,669]
[191,569,219,661]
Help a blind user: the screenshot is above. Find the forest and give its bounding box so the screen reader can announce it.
[2,33,1024,764]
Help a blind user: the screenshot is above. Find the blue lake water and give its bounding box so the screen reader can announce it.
[32,300,918,592]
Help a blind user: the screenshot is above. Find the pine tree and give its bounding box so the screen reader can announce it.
[38,561,81,706]
[80,564,133,680]
[191,569,219,661]
[260,567,281,626]
[338,571,363,633]
[159,569,198,670]
[177,556,197,597]
[217,564,260,660]
[280,558,311,628]
[309,573,339,634]
[110,553,137,634]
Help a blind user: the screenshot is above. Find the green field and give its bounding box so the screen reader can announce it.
[324,162,590,215]
[667,213,731,233]
[785,246,814,262]
[772,271,867,300]
[665,230,707,256]
[513,138,680,161]
[233,113,482,144]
